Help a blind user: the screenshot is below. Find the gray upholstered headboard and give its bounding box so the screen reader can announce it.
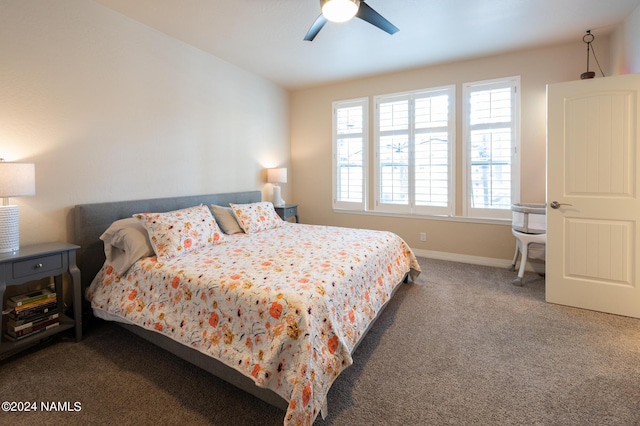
[73,190,262,291]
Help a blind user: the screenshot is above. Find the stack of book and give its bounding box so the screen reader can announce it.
[4,288,59,342]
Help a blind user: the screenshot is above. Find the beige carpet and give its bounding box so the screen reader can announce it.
[1,257,640,425]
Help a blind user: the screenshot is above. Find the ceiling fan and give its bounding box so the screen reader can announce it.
[304,0,399,41]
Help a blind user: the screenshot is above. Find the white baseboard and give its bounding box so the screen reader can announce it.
[410,248,545,274]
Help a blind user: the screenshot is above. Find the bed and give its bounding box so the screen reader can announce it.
[73,191,420,425]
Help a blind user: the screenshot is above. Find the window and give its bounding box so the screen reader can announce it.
[332,98,367,210]
[463,77,520,219]
[331,77,520,223]
[374,86,455,216]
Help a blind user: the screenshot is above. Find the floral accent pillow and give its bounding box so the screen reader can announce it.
[133,204,225,261]
[229,201,284,233]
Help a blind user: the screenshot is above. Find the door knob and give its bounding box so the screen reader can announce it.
[550,201,572,209]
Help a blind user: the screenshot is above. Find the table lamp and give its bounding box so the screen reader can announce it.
[267,168,287,206]
[0,160,36,253]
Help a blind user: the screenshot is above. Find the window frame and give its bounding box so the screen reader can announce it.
[462,76,521,220]
[373,85,456,216]
[332,97,368,211]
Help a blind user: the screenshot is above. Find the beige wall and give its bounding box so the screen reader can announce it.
[610,2,640,74]
[290,39,610,263]
[0,0,290,246]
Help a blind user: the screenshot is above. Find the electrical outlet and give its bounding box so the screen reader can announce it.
[420,232,426,242]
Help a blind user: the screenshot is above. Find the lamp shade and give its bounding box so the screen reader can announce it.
[0,161,35,253]
[321,0,359,23]
[0,162,36,198]
[267,168,288,184]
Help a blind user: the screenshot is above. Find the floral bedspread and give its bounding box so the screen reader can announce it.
[87,223,421,425]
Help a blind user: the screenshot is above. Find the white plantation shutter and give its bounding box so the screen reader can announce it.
[333,98,367,210]
[378,97,410,210]
[374,86,454,215]
[414,95,451,211]
[464,77,520,219]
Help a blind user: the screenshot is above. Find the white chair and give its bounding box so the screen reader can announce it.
[509,203,546,286]
[510,229,546,286]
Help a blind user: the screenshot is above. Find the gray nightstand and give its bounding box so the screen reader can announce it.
[0,242,82,358]
[274,204,298,223]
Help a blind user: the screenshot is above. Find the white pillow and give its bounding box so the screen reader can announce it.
[100,218,154,276]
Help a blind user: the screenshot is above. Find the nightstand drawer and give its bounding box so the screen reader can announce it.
[12,254,63,279]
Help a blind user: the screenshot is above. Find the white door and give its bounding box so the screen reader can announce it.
[547,73,640,318]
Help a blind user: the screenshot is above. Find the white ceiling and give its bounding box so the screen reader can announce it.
[93,0,640,89]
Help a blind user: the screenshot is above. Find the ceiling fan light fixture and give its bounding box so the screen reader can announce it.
[321,0,359,23]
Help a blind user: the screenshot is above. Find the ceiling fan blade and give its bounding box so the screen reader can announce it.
[304,14,328,41]
[356,1,399,35]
